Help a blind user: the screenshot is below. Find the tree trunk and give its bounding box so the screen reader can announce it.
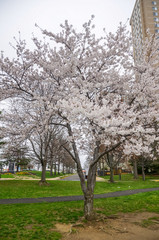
[17,164,19,172]
[98,161,101,171]
[118,168,122,180]
[84,191,94,220]
[41,163,46,181]
[133,159,138,179]
[107,153,114,183]
[58,162,60,175]
[102,161,105,175]
[39,161,48,185]
[141,158,145,181]
[109,166,114,183]
[83,142,99,220]
[54,164,56,176]
[119,172,122,180]
[84,163,97,220]
[67,123,96,220]
[81,175,96,220]
[50,162,53,176]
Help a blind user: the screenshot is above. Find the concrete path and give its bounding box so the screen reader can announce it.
[60,174,80,181]
[60,174,105,182]
[0,187,159,205]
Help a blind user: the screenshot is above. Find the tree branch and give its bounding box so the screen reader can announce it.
[62,145,77,163]
[90,141,121,168]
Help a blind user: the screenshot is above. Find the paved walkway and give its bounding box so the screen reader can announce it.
[60,174,106,182]
[0,188,159,205]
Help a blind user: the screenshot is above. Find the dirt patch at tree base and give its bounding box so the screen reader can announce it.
[57,212,159,240]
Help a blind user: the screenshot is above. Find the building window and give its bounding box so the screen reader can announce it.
[152,7,158,10]
[153,12,158,16]
[155,29,159,33]
[154,17,159,21]
[155,23,159,27]
[152,1,157,5]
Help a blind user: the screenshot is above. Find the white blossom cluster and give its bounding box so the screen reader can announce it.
[0,18,158,171]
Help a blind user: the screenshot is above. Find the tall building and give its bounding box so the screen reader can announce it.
[130,0,159,63]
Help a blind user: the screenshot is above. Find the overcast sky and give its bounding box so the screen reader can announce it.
[0,0,136,57]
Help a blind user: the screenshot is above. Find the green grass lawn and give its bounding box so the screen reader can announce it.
[0,174,159,199]
[102,173,159,181]
[0,180,82,199]
[30,170,70,179]
[0,173,15,178]
[0,174,159,240]
[0,191,159,240]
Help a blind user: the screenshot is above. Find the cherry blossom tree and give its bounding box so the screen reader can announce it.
[1,98,67,183]
[47,134,75,176]
[2,145,30,172]
[48,137,61,176]
[105,150,124,183]
[0,17,158,219]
